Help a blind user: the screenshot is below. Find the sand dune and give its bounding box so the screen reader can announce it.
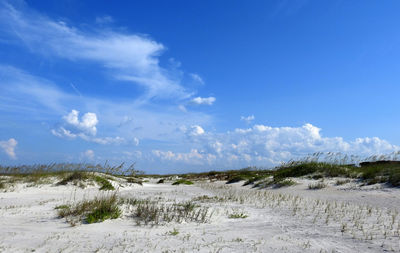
[1,177,399,252]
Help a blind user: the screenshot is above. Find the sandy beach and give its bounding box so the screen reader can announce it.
[1,176,399,253]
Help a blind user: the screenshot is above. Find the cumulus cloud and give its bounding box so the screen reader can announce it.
[63,110,98,136]
[160,123,400,168]
[180,125,205,137]
[240,115,255,123]
[0,1,189,100]
[52,109,125,145]
[0,138,17,159]
[191,97,216,105]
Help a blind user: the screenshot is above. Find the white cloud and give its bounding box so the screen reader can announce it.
[132,137,140,146]
[0,1,190,100]
[191,96,216,105]
[52,109,125,145]
[91,136,125,145]
[81,149,95,160]
[240,115,255,123]
[187,125,205,136]
[0,66,213,144]
[0,138,17,159]
[190,73,204,84]
[63,110,98,136]
[164,123,400,168]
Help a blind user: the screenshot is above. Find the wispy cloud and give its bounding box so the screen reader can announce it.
[190,73,204,85]
[240,115,255,124]
[191,96,216,105]
[95,15,114,25]
[0,65,212,144]
[0,1,190,100]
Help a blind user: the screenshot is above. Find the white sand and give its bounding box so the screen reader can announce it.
[1,177,400,252]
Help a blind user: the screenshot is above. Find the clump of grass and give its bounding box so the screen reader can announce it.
[243,176,267,186]
[228,212,248,219]
[308,182,327,190]
[0,181,6,190]
[94,176,115,191]
[226,176,247,184]
[192,195,225,203]
[157,179,165,184]
[126,177,143,185]
[126,198,211,225]
[335,179,351,185]
[58,193,120,225]
[57,171,89,186]
[172,179,194,185]
[168,228,179,236]
[274,179,296,188]
[54,204,69,210]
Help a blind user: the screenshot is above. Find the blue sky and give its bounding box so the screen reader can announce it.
[1,0,400,173]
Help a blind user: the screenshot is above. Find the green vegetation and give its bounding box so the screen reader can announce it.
[335,179,351,185]
[0,158,399,189]
[126,198,211,225]
[54,204,69,210]
[274,162,350,180]
[56,172,115,190]
[272,160,400,187]
[172,179,194,185]
[94,176,115,191]
[228,212,248,219]
[308,182,327,190]
[0,180,5,189]
[274,179,296,188]
[126,177,143,185]
[168,228,179,236]
[57,171,89,185]
[58,193,121,225]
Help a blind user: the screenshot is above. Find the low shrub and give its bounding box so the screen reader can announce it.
[172,179,194,185]
[388,170,400,187]
[157,179,165,184]
[335,179,350,185]
[57,171,89,185]
[308,182,327,190]
[126,177,143,185]
[226,176,247,184]
[274,179,296,188]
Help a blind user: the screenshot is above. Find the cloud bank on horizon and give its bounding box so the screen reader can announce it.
[0,0,399,173]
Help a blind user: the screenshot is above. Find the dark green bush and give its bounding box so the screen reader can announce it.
[172,179,193,185]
